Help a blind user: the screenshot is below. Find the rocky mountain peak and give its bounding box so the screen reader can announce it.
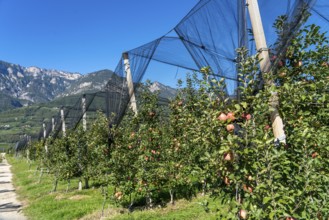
[0,60,113,111]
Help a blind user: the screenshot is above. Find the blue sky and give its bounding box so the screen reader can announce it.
[0,0,198,75]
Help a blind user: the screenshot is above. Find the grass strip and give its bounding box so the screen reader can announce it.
[9,156,219,220]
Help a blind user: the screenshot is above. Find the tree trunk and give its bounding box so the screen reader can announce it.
[202,180,207,196]
[52,178,58,192]
[66,179,70,193]
[101,186,107,217]
[146,192,153,208]
[84,178,89,189]
[169,189,175,205]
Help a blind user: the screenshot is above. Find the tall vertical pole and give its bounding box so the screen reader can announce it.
[82,94,87,132]
[43,122,48,153]
[247,0,286,143]
[79,95,87,191]
[123,52,138,115]
[43,122,47,139]
[52,117,55,132]
[61,107,66,137]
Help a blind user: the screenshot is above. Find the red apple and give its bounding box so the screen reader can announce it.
[244,113,251,120]
[217,113,227,121]
[227,112,235,121]
[128,145,133,149]
[243,184,248,191]
[178,100,183,106]
[279,71,287,78]
[278,60,284,67]
[224,152,233,161]
[239,209,248,219]
[294,60,302,67]
[242,113,249,120]
[115,191,123,200]
[226,124,235,132]
[243,184,253,193]
[264,124,271,131]
[224,176,230,185]
[312,152,318,159]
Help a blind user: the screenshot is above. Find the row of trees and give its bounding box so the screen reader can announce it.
[26,24,329,219]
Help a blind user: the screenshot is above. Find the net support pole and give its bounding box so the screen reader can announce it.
[247,0,286,144]
[123,52,138,115]
[61,107,66,137]
[78,94,87,191]
[52,117,55,132]
[43,122,48,153]
[43,122,46,139]
[82,94,87,132]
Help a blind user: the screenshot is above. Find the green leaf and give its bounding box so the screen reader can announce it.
[241,102,248,109]
[234,104,241,111]
[263,197,271,204]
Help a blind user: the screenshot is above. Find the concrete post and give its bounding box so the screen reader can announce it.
[123,52,138,114]
[61,108,66,137]
[247,0,286,144]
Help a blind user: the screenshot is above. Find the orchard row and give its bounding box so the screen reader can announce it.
[25,24,329,219]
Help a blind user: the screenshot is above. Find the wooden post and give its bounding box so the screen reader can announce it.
[123,52,138,114]
[247,0,286,143]
[43,122,48,153]
[82,94,87,132]
[61,107,66,137]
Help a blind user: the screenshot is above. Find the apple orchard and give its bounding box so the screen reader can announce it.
[28,23,329,219]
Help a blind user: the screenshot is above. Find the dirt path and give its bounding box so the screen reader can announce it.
[0,153,27,220]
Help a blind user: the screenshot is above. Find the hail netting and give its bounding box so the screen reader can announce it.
[34,92,106,142]
[16,0,329,151]
[46,0,329,137]
[109,0,328,99]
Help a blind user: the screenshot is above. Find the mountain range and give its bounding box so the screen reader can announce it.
[0,60,114,112]
[0,60,177,146]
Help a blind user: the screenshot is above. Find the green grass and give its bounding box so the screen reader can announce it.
[9,157,219,220]
[0,143,11,152]
[110,198,218,220]
[8,157,106,220]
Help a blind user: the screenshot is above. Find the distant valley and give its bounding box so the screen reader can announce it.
[0,60,177,147]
